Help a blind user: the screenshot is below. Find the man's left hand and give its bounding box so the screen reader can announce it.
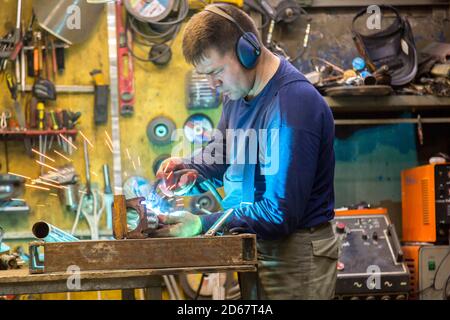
[151,211,202,238]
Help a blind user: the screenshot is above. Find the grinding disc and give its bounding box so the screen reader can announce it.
[189,193,219,214]
[183,114,213,144]
[147,116,176,145]
[124,0,175,23]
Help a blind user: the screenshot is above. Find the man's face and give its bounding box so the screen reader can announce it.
[195,48,255,100]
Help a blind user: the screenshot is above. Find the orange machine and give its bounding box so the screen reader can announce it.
[401,164,450,244]
[335,207,388,216]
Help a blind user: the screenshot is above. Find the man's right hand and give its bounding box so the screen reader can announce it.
[156,157,199,196]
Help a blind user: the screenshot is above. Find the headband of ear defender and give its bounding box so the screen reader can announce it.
[204,5,261,69]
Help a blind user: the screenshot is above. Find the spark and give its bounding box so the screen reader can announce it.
[31,148,56,162]
[105,130,113,147]
[126,148,131,160]
[36,160,58,172]
[53,150,73,162]
[25,183,50,191]
[8,172,31,180]
[105,139,113,153]
[163,161,170,173]
[138,156,141,168]
[91,171,98,177]
[79,130,94,148]
[132,160,136,171]
[59,134,77,150]
[49,193,58,197]
[33,179,68,190]
[39,176,61,184]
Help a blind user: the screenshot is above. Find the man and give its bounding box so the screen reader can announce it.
[153,4,338,299]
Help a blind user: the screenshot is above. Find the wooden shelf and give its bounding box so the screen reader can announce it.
[326,95,450,113]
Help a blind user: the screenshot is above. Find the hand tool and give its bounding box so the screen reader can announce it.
[204,208,234,237]
[70,141,105,240]
[55,41,65,74]
[116,0,135,116]
[32,221,79,242]
[103,164,114,230]
[90,69,109,125]
[0,111,11,130]
[107,1,124,195]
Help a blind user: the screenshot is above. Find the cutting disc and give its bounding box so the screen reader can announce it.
[124,0,175,23]
[183,114,213,144]
[147,116,176,145]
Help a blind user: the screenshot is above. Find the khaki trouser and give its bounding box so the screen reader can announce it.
[256,222,339,300]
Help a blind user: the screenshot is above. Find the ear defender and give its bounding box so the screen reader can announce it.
[237,32,261,69]
[204,5,261,69]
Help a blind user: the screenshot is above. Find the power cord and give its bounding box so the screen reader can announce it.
[125,0,188,64]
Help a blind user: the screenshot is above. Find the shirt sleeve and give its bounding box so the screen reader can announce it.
[200,82,332,240]
[183,105,229,195]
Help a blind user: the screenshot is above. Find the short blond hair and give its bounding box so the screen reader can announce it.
[182,4,260,66]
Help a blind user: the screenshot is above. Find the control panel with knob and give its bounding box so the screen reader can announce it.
[333,212,410,300]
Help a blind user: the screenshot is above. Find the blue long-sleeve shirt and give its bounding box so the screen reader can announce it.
[185,58,335,240]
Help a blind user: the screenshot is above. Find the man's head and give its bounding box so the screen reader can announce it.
[182,4,262,100]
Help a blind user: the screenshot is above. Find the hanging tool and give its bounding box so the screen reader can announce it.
[5,72,25,129]
[71,141,105,240]
[55,40,65,74]
[90,69,109,125]
[37,102,45,170]
[103,164,114,230]
[107,1,124,195]
[33,31,43,77]
[116,0,135,116]
[417,114,424,146]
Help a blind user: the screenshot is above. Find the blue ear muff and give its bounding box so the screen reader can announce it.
[237,32,261,69]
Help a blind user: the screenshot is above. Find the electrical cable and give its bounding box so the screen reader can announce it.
[412,248,450,298]
[194,273,206,300]
[125,0,188,64]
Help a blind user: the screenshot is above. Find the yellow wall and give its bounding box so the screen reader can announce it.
[0,1,222,238]
[0,0,221,299]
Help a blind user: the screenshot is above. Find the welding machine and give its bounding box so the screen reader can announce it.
[403,245,450,300]
[333,208,410,300]
[401,163,450,244]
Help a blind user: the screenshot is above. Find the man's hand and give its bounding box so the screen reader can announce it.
[151,211,202,238]
[156,157,198,196]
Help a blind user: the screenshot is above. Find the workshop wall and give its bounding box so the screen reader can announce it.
[272,4,450,234]
[0,1,221,250]
[1,2,449,248]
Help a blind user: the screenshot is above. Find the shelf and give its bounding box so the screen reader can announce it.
[309,0,450,7]
[326,95,450,113]
[0,129,77,138]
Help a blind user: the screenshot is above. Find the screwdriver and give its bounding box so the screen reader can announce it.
[37,102,44,130]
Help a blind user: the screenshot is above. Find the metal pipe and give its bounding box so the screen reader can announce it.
[18,84,95,93]
[335,118,450,125]
[32,221,79,242]
[204,208,234,237]
[83,140,92,196]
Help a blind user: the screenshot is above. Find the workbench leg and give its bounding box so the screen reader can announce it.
[238,272,259,300]
[144,275,163,300]
[121,289,135,300]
